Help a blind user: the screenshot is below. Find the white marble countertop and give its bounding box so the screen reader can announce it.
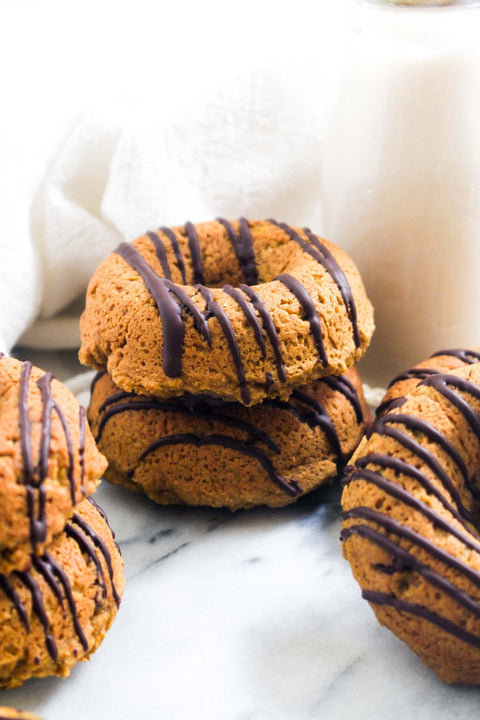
[2,350,480,719]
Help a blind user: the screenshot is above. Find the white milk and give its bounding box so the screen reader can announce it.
[322,1,480,387]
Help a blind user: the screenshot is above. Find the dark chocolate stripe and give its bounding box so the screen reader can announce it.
[15,570,57,661]
[239,284,286,382]
[343,506,480,590]
[37,373,76,506]
[197,285,250,404]
[352,453,472,530]
[275,273,327,367]
[18,362,47,548]
[347,467,480,551]
[269,220,360,348]
[163,280,211,345]
[364,589,480,650]
[79,406,86,497]
[147,231,172,280]
[160,226,187,284]
[303,227,360,348]
[95,395,279,453]
[386,367,438,389]
[430,348,480,364]
[65,522,108,600]
[321,374,364,423]
[52,404,75,505]
[342,523,480,649]
[421,373,480,440]
[41,552,89,650]
[86,495,122,556]
[115,243,184,377]
[90,369,107,394]
[18,361,34,483]
[407,374,480,500]
[32,554,64,606]
[0,574,29,629]
[342,524,480,621]
[132,433,301,497]
[185,221,205,285]
[291,390,343,472]
[223,284,266,359]
[371,413,474,523]
[72,514,121,607]
[216,217,259,286]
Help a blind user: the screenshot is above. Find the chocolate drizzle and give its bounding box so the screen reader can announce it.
[239,283,286,382]
[0,505,120,662]
[275,273,326,367]
[184,221,205,285]
[114,219,362,393]
[342,369,480,653]
[196,285,250,404]
[134,433,301,497]
[379,348,480,416]
[147,231,172,280]
[159,226,187,283]
[269,220,360,348]
[93,370,367,498]
[217,217,258,285]
[17,364,82,550]
[115,243,185,377]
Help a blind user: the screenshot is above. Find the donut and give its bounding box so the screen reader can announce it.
[376,347,480,417]
[79,219,374,405]
[0,709,43,720]
[0,496,124,689]
[87,366,371,509]
[0,354,107,574]
[341,353,480,684]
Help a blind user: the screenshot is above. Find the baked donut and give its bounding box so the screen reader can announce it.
[0,709,43,720]
[0,496,124,689]
[87,366,371,509]
[0,355,107,574]
[341,357,480,684]
[79,219,374,405]
[377,347,480,416]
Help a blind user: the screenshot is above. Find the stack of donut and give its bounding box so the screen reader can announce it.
[342,347,480,684]
[0,354,124,689]
[79,218,375,509]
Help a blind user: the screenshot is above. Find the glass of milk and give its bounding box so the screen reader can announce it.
[321,0,480,387]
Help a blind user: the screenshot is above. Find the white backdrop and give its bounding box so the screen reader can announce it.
[0,0,353,353]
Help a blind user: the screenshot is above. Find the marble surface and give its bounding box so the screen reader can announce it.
[2,350,480,719]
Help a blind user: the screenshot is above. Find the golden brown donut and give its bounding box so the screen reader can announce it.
[342,356,480,684]
[377,347,480,416]
[79,219,374,405]
[87,366,371,510]
[0,496,124,689]
[0,355,107,574]
[0,709,43,720]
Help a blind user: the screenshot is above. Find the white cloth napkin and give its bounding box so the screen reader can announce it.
[0,0,353,356]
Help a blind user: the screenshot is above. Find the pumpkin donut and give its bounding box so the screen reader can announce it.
[0,496,124,689]
[341,355,480,684]
[79,219,374,405]
[0,709,44,720]
[0,354,107,574]
[87,365,371,510]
